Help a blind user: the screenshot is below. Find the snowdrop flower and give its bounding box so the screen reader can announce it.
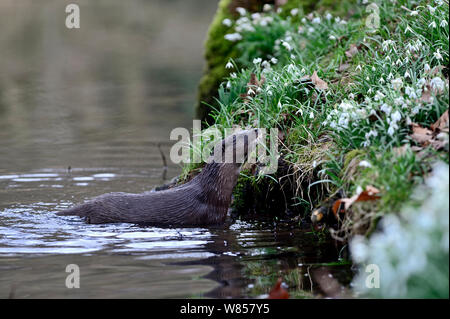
[226,81,231,89]
[395,59,402,66]
[325,13,333,21]
[374,91,385,101]
[236,7,246,16]
[224,33,242,41]
[392,78,403,90]
[247,88,255,95]
[307,27,315,33]
[430,77,445,91]
[356,65,362,71]
[225,61,234,69]
[427,5,436,13]
[281,41,292,51]
[440,20,448,28]
[309,112,314,119]
[404,70,411,78]
[230,72,237,78]
[312,17,321,24]
[409,10,419,16]
[380,103,392,115]
[261,60,271,69]
[429,21,437,28]
[434,49,443,61]
[379,77,385,84]
[359,160,372,168]
[392,110,402,122]
[290,8,299,16]
[349,93,355,99]
[270,57,278,64]
[263,4,272,12]
[388,125,396,136]
[405,86,418,99]
[253,57,262,65]
[222,18,232,27]
[251,13,261,20]
[382,40,394,51]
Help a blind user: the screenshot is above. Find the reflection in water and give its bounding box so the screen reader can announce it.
[0,0,351,299]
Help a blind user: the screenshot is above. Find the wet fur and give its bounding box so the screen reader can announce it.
[57,130,257,226]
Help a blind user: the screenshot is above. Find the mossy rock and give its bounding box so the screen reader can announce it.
[196,0,357,122]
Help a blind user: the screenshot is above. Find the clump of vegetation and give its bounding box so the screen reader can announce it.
[191,0,449,298]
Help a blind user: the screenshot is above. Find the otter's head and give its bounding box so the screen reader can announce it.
[210,128,261,167]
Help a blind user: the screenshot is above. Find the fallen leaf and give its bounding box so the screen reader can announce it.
[268,278,289,299]
[431,109,449,132]
[410,123,434,145]
[338,63,350,72]
[332,186,380,216]
[311,70,328,90]
[345,44,359,59]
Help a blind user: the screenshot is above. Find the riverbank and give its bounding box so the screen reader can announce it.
[190,0,449,298]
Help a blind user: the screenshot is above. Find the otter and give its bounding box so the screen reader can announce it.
[57,129,260,227]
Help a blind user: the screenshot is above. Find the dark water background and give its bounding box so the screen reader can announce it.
[0,0,349,298]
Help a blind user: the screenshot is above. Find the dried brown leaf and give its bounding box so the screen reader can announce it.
[431,109,449,132]
[345,44,359,59]
[311,70,328,90]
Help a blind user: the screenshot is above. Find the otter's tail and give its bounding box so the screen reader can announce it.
[57,203,92,218]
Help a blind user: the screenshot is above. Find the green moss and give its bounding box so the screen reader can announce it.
[342,149,365,172]
[196,0,237,122]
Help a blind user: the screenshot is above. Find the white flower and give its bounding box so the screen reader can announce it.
[392,110,402,122]
[404,70,411,78]
[281,41,292,51]
[374,91,385,101]
[222,18,232,27]
[251,13,261,20]
[290,8,299,16]
[225,61,234,69]
[410,10,419,16]
[429,21,437,28]
[424,63,431,72]
[329,35,336,40]
[430,77,445,91]
[247,88,255,95]
[312,17,321,24]
[253,57,262,65]
[434,49,443,60]
[440,20,448,28]
[427,5,436,14]
[261,60,271,69]
[309,112,314,119]
[230,72,237,78]
[392,78,403,90]
[356,65,362,71]
[380,103,392,115]
[359,160,372,168]
[325,13,333,21]
[224,33,242,42]
[236,7,246,16]
[388,125,396,136]
[405,86,418,99]
[226,81,231,89]
[270,57,278,64]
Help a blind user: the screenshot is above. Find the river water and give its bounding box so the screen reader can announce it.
[0,0,350,298]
